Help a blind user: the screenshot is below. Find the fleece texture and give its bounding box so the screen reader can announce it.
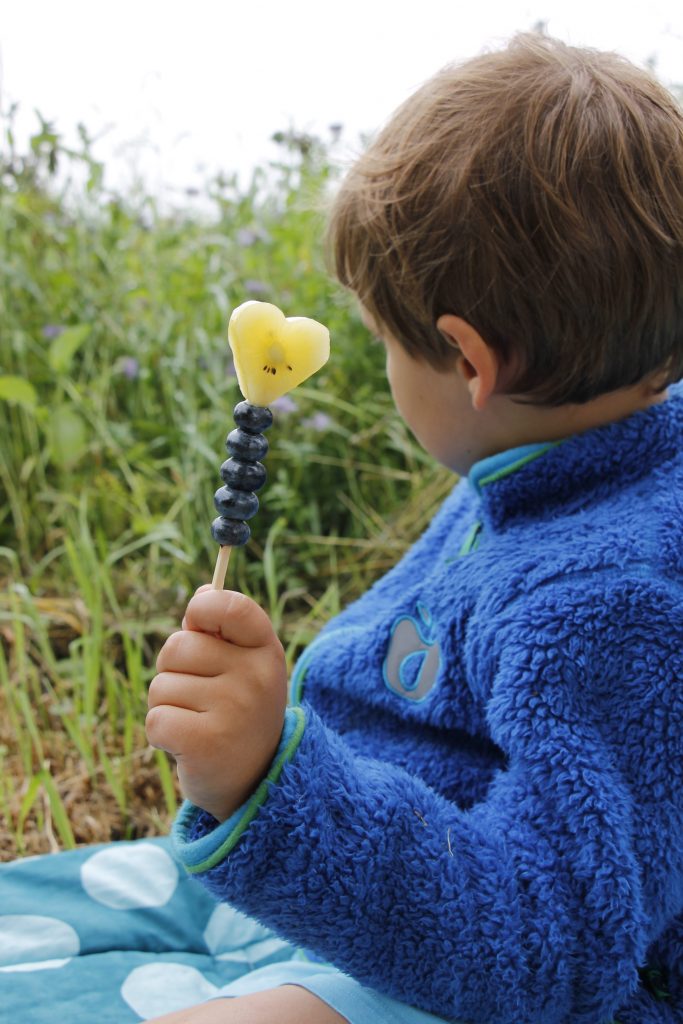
[173,385,683,1024]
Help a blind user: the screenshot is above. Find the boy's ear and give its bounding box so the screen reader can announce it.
[436,315,500,411]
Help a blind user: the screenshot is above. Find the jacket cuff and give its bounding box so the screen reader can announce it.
[172,705,306,874]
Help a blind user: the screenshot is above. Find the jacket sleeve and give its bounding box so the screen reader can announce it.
[172,579,679,1024]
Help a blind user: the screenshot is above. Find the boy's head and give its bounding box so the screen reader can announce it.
[328,34,683,406]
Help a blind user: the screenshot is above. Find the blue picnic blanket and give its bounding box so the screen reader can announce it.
[0,837,301,1022]
[0,838,455,1024]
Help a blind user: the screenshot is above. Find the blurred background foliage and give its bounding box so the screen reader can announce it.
[0,112,453,857]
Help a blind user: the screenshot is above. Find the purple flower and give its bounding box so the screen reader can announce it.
[244,279,268,296]
[302,411,333,432]
[271,395,298,415]
[236,228,257,247]
[237,227,270,247]
[121,357,140,380]
[42,324,64,339]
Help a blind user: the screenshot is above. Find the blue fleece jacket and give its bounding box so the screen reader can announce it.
[173,385,683,1024]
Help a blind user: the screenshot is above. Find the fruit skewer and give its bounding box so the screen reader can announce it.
[210,301,330,590]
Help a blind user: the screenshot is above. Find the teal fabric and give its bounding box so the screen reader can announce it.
[212,960,455,1022]
[0,838,453,1023]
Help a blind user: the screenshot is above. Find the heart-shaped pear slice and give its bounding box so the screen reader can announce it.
[228,301,330,406]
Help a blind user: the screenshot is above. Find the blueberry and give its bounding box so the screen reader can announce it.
[211,517,251,546]
[213,486,259,520]
[226,427,269,462]
[220,458,267,492]
[233,401,273,434]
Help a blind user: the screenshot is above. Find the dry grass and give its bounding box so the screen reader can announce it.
[0,586,178,861]
[0,703,176,861]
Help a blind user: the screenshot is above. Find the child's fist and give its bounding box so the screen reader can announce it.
[146,587,288,822]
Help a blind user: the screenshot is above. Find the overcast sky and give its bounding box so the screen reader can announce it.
[1,0,681,200]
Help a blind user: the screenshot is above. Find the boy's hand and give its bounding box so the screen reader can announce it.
[146,586,288,823]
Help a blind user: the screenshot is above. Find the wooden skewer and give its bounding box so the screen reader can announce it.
[211,545,232,590]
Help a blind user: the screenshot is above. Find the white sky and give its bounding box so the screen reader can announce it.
[1,0,681,201]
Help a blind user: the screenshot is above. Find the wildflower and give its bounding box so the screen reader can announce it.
[121,357,140,380]
[42,324,63,339]
[271,395,298,415]
[302,411,333,432]
[236,228,257,247]
[244,279,268,296]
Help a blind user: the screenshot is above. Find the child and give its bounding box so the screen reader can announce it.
[146,33,683,1024]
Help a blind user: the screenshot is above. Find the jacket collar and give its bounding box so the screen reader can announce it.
[468,384,682,530]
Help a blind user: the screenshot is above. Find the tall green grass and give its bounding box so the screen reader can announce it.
[0,116,453,856]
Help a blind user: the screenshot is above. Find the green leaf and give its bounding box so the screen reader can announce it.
[48,324,92,374]
[17,774,43,839]
[39,769,76,848]
[0,375,38,410]
[48,406,89,468]
[154,749,178,816]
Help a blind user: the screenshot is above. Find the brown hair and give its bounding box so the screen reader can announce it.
[327,34,683,405]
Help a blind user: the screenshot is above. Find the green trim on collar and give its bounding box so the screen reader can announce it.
[477,443,560,488]
[469,441,562,494]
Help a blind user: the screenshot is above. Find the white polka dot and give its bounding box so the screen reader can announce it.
[81,843,178,909]
[0,958,71,973]
[121,963,219,1018]
[0,915,79,969]
[203,904,272,954]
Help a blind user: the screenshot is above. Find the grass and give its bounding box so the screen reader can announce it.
[0,115,454,859]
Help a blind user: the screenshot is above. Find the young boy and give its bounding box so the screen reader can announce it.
[146,33,683,1024]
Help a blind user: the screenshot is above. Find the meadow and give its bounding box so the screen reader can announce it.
[0,116,454,859]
